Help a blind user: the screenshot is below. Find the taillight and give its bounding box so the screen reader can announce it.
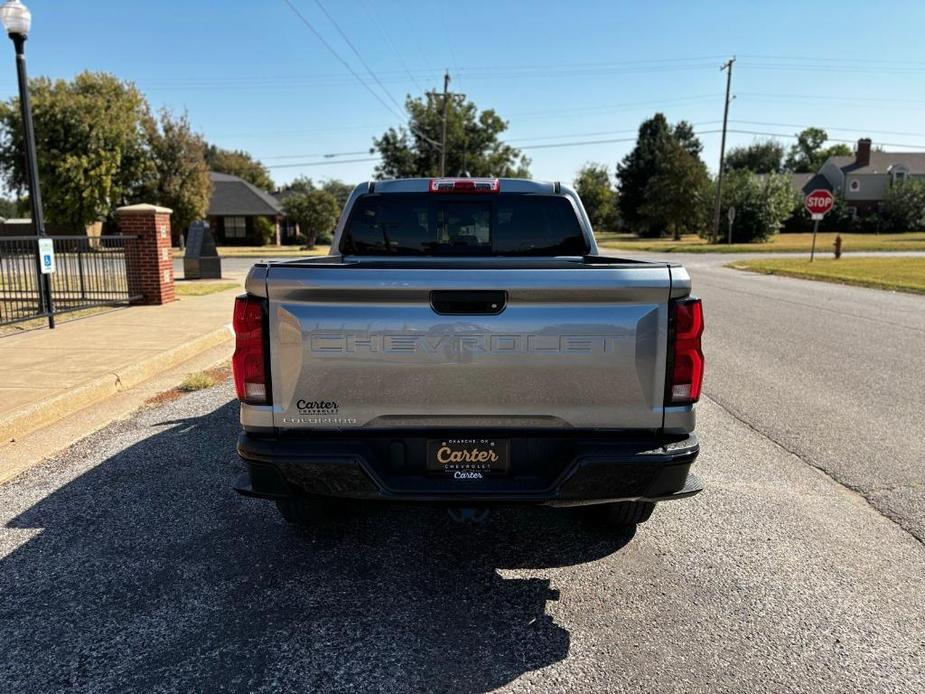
[429,178,501,193]
[232,296,268,404]
[668,298,704,404]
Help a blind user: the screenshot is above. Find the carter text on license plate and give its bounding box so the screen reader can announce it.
[427,439,510,473]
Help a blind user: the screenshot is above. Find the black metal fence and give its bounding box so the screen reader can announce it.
[0,235,139,327]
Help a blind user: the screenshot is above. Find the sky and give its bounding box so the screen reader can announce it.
[3,0,925,189]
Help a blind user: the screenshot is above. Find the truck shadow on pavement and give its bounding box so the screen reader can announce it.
[1,393,633,693]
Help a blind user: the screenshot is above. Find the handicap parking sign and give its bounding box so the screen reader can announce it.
[38,237,55,274]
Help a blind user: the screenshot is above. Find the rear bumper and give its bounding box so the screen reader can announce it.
[235,431,702,506]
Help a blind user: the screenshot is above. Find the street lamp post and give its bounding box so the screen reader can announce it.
[1,0,54,327]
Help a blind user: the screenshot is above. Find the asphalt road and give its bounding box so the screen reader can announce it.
[1,256,921,692]
[649,252,925,542]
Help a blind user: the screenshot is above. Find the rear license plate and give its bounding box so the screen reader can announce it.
[427,438,510,473]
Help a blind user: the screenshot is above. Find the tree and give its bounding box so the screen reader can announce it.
[617,113,708,237]
[0,195,18,218]
[639,137,710,240]
[672,120,703,157]
[204,144,274,191]
[617,114,673,236]
[0,71,151,231]
[574,163,618,231]
[784,127,852,173]
[282,177,352,211]
[725,139,785,174]
[283,175,315,195]
[372,93,529,179]
[320,179,353,210]
[282,189,339,247]
[141,109,211,238]
[712,171,797,243]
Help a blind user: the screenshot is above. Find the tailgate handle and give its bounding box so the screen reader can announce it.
[430,290,506,315]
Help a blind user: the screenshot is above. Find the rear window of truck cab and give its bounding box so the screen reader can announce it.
[340,193,589,256]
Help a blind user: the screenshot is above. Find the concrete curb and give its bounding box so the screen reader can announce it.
[0,324,234,446]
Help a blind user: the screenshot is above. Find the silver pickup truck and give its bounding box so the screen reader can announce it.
[232,177,703,530]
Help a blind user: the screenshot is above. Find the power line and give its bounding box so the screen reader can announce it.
[267,156,380,169]
[288,0,443,152]
[74,60,725,94]
[450,55,726,76]
[737,91,925,105]
[737,53,925,67]
[72,53,925,94]
[257,122,726,161]
[517,135,654,150]
[263,121,925,172]
[508,94,722,119]
[215,93,721,140]
[254,119,925,162]
[310,0,407,114]
[439,5,460,83]
[720,129,925,150]
[280,0,404,120]
[263,150,372,161]
[360,0,423,93]
[506,121,723,143]
[736,58,925,74]
[264,130,730,168]
[729,120,925,140]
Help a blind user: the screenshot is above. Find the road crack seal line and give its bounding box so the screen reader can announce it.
[703,392,925,549]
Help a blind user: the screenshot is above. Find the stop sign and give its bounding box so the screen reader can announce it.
[804,189,834,218]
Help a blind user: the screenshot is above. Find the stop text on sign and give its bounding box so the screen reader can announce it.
[806,195,832,209]
[804,188,834,218]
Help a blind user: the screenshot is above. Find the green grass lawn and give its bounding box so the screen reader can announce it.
[728,256,925,294]
[169,233,925,258]
[596,231,925,254]
[174,281,240,297]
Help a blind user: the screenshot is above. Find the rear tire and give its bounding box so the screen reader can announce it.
[275,496,330,527]
[585,501,656,528]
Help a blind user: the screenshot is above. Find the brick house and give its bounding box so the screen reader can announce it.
[205,172,283,245]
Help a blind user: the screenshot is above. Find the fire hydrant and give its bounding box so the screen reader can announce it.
[833,234,843,259]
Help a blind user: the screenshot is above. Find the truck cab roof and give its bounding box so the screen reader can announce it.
[333,177,595,256]
[357,178,562,195]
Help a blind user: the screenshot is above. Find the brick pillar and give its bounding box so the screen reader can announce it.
[116,204,175,305]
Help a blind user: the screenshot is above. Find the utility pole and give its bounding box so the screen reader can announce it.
[710,57,735,243]
[440,70,450,176]
[426,71,464,177]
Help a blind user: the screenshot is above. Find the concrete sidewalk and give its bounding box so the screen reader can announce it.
[0,284,240,448]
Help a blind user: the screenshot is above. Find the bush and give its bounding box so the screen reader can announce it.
[253,216,276,245]
[884,179,925,231]
[709,171,797,243]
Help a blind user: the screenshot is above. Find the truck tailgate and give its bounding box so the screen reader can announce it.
[265,263,671,431]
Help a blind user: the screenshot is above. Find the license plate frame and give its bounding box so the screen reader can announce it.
[426,438,510,474]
